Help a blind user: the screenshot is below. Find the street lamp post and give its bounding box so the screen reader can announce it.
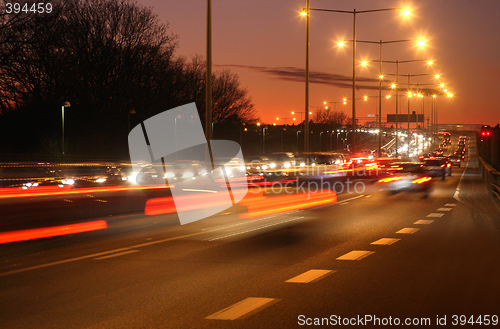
[296,130,302,152]
[206,0,212,143]
[301,5,409,154]
[128,109,136,132]
[61,101,71,160]
[353,39,423,157]
[277,117,293,125]
[262,126,268,155]
[323,101,344,112]
[387,65,435,157]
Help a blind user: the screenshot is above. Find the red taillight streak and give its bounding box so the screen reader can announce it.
[0,220,107,244]
[144,189,336,218]
[378,176,403,183]
[240,190,337,219]
[0,185,172,200]
[412,177,432,184]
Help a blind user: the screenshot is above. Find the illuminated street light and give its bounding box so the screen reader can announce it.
[344,38,426,157]
[384,59,435,157]
[301,5,410,153]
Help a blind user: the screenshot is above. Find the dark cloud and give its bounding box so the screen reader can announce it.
[219,64,386,91]
[218,64,442,94]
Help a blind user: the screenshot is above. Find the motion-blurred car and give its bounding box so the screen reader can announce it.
[62,164,115,186]
[296,152,345,179]
[431,149,444,157]
[342,156,379,178]
[268,152,296,168]
[448,155,463,168]
[443,134,451,145]
[422,157,451,180]
[244,156,275,181]
[378,162,433,197]
[105,166,127,182]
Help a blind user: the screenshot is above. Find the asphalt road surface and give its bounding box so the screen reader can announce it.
[1,134,499,328]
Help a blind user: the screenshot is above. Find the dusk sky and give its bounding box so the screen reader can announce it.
[138,0,500,126]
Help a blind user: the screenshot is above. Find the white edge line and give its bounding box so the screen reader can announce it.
[208,217,304,241]
[454,145,470,202]
[94,249,139,260]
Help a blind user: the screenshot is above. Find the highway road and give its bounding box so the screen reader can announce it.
[1,135,499,328]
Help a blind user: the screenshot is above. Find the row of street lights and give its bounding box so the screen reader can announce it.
[300,3,411,153]
[320,84,453,157]
[299,3,456,157]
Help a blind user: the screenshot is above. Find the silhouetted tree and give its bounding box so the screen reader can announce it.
[0,0,257,159]
[313,109,348,126]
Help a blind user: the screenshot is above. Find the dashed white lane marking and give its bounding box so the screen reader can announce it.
[427,213,444,218]
[445,203,456,207]
[95,199,108,203]
[371,238,400,245]
[286,269,334,283]
[94,250,139,260]
[396,228,420,234]
[63,199,73,202]
[336,195,365,205]
[205,298,278,320]
[337,250,375,260]
[414,220,434,225]
[437,207,452,211]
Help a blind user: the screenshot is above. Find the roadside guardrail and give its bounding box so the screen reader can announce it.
[479,157,500,201]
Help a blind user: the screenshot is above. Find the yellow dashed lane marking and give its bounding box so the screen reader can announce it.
[371,238,400,245]
[286,269,334,283]
[427,213,444,218]
[337,250,375,260]
[414,220,434,225]
[205,298,278,320]
[396,228,420,234]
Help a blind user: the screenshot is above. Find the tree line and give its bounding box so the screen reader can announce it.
[0,0,258,161]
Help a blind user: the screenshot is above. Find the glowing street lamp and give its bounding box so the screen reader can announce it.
[301,4,410,153]
[342,38,425,156]
[384,59,435,157]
